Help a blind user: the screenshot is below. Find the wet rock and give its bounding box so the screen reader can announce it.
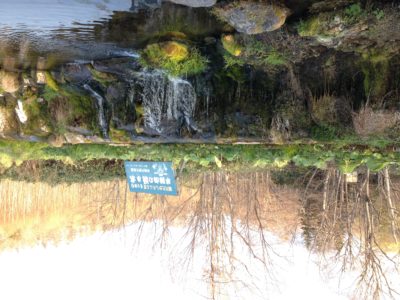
[85,135,106,143]
[66,126,93,136]
[214,2,290,34]
[62,63,92,84]
[165,0,216,8]
[131,0,161,11]
[0,71,20,93]
[106,83,136,130]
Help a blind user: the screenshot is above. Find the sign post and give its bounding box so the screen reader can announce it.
[124,161,178,196]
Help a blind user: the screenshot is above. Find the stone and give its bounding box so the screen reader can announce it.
[36,71,47,84]
[161,41,189,62]
[164,0,216,8]
[214,2,291,35]
[0,71,20,93]
[64,132,86,144]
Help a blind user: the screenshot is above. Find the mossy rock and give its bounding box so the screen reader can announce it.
[221,35,242,57]
[214,2,290,35]
[162,42,189,62]
[140,41,208,77]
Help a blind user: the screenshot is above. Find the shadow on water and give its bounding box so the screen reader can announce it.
[0,167,399,299]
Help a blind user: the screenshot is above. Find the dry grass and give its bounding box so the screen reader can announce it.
[353,106,400,136]
[0,173,300,252]
[309,92,352,127]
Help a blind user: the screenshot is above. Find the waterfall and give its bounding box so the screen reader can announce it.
[135,71,197,135]
[15,100,28,124]
[83,84,109,139]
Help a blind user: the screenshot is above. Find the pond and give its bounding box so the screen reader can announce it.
[0,170,399,299]
[0,1,399,299]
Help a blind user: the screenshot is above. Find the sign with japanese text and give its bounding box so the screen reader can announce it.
[124,161,178,196]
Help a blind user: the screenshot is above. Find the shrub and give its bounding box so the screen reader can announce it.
[297,17,321,37]
[352,107,400,137]
[344,3,364,23]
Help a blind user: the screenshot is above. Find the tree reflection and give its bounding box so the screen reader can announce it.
[302,167,399,299]
[0,167,398,299]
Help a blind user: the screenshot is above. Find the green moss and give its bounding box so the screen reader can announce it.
[40,85,97,133]
[88,66,117,86]
[109,128,131,143]
[42,86,61,101]
[223,53,245,68]
[359,51,390,98]
[222,36,288,70]
[45,72,59,91]
[65,89,97,130]
[263,50,287,66]
[344,3,364,24]
[297,17,322,37]
[221,35,242,57]
[140,42,208,77]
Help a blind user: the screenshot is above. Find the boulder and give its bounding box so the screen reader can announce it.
[160,41,189,62]
[0,71,20,93]
[214,2,290,35]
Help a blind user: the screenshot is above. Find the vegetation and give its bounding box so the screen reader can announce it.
[221,35,242,57]
[344,3,364,24]
[221,35,288,70]
[297,17,322,37]
[0,140,399,177]
[140,42,208,77]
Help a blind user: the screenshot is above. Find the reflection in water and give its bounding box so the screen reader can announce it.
[302,168,400,299]
[0,0,132,35]
[0,2,225,68]
[0,169,399,299]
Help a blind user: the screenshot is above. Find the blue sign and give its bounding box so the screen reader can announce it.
[124,161,178,196]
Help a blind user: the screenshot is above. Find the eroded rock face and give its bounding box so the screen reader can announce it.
[0,107,18,136]
[214,2,290,34]
[165,0,216,7]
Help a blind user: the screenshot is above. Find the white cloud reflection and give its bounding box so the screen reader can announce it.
[0,222,369,300]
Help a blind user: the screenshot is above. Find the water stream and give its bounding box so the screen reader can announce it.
[83,84,109,139]
[134,71,198,135]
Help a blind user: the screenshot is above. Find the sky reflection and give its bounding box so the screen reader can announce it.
[0,0,132,34]
[0,223,358,300]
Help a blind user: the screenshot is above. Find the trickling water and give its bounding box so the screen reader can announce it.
[83,84,109,139]
[15,100,27,124]
[136,71,197,135]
